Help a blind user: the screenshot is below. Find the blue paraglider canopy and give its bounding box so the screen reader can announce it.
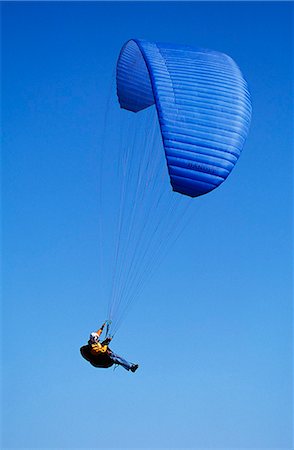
[117,39,251,198]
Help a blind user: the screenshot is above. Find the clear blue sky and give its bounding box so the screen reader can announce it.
[2,2,293,449]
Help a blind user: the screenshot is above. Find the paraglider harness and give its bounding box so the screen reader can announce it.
[80,320,116,369]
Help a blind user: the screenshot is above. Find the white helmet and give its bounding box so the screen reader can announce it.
[89,332,99,343]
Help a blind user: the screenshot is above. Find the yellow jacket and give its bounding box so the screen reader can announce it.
[89,323,110,355]
[89,342,108,354]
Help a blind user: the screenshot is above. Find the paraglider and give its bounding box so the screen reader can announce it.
[81,38,251,370]
[80,322,139,372]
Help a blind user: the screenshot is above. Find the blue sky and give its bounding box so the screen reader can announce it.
[2,2,293,449]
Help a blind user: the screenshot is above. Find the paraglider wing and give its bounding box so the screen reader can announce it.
[116,39,251,197]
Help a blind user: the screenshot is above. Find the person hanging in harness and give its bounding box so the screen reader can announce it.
[80,322,139,373]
